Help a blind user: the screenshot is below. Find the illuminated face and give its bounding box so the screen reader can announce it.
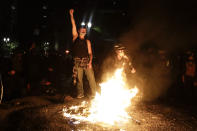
[116,50,124,57]
[79,28,87,37]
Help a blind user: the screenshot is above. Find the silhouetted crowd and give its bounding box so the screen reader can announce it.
[1,43,197,104]
[0,43,74,101]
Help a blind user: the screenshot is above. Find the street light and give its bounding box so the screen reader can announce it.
[87,22,92,28]
[3,37,10,43]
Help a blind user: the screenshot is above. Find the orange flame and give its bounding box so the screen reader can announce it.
[63,68,138,126]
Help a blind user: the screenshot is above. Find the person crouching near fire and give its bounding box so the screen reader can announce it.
[114,44,136,73]
[114,44,137,87]
[69,9,97,99]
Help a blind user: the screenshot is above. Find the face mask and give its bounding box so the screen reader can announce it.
[80,32,86,36]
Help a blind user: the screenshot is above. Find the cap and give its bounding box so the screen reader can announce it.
[114,43,125,51]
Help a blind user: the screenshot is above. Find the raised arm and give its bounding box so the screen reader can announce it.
[69,9,78,41]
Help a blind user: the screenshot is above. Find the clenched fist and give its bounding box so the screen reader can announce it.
[69,9,74,15]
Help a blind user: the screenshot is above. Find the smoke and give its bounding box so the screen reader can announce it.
[98,0,197,101]
[117,0,191,101]
[120,0,197,52]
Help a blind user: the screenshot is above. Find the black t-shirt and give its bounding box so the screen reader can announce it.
[72,37,89,58]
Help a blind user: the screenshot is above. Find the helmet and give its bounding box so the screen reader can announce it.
[114,43,125,51]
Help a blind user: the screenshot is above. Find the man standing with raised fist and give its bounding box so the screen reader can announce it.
[69,9,97,99]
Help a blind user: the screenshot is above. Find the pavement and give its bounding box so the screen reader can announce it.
[0,95,197,131]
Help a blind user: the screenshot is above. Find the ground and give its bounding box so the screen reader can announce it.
[0,95,197,131]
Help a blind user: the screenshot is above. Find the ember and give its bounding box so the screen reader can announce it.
[63,68,138,127]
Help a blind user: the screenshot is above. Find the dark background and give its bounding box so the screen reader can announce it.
[1,0,197,52]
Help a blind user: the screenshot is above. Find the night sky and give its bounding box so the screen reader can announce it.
[1,0,197,51]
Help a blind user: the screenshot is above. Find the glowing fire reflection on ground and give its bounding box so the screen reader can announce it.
[63,68,138,127]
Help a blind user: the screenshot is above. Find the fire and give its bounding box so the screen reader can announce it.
[63,68,138,127]
[87,68,138,125]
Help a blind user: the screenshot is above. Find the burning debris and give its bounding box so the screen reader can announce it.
[62,68,139,128]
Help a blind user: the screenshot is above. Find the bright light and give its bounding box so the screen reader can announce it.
[81,22,85,26]
[63,68,138,126]
[87,69,138,125]
[87,22,92,28]
[65,50,70,54]
[3,37,10,42]
[44,42,50,46]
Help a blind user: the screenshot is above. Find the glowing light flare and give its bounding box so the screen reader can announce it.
[3,37,10,42]
[63,68,138,126]
[65,50,70,54]
[81,22,85,26]
[87,22,92,28]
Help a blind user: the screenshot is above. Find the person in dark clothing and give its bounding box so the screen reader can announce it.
[10,51,26,97]
[114,44,136,74]
[25,42,41,95]
[69,9,97,99]
[2,50,26,101]
[100,44,136,89]
[181,53,197,100]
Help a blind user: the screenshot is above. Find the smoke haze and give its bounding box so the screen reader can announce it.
[117,0,197,101]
